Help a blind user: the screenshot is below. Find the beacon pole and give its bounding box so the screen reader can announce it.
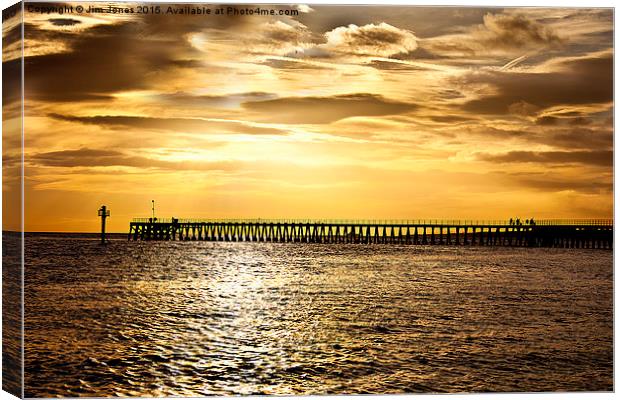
[98,205,110,245]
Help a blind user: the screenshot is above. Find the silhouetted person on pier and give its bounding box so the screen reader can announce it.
[509,218,513,225]
[530,218,536,226]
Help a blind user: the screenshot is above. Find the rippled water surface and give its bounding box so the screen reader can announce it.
[25,235,613,396]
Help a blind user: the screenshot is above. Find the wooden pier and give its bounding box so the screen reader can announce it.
[128,219,613,249]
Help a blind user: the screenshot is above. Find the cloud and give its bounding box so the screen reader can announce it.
[31,148,239,171]
[2,22,22,49]
[261,58,333,70]
[367,59,431,71]
[477,150,612,167]
[535,116,560,126]
[428,115,476,124]
[470,126,527,138]
[426,12,563,56]
[249,21,312,54]
[456,120,611,151]
[461,52,612,114]
[522,178,611,193]
[261,21,307,43]
[323,23,418,57]
[243,93,417,124]
[283,46,334,59]
[505,172,612,194]
[48,18,81,26]
[535,115,592,126]
[543,128,612,151]
[477,13,562,51]
[157,91,278,108]
[2,58,21,110]
[49,114,289,135]
[20,21,82,58]
[296,5,314,13]
[23,21,200,102]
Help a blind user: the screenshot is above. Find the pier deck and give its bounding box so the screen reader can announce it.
[128,219,613,249]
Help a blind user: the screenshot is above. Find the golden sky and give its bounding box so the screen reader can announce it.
[2,4,614,232]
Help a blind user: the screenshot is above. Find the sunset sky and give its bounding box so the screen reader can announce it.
[2,3,613,232]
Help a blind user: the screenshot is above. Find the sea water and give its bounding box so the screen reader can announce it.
[23,235,613,396]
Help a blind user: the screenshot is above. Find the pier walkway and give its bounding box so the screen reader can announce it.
[128,219,613,249]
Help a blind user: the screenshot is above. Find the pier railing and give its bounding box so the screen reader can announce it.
[131,218,613,226]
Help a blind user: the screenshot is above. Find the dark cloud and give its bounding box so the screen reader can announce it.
[2,154,22,168]
[522,178,611,193]
[477,13,563,50]
[544,128,612,150]
[243,93,416,124]
[49,114,288,135]
[244,21,314,55]
[437,89,466,100]
[23,21,199,102]
[48,18,81,26]
[34,148,122,166]
[261,58,332,70]
[462,126,527,139]
[535,116,559,126]
[535,115,593,126]
[501,172,612,194]
[552,110,584,117]
[258,21,309,45]
[2,58,21,110]
[31,148,238,171]
[553,9,613,54]
[36,92,114,102]
[428,115,476,123]
[427,12,563,57]
[2,22,22,50]
[462,122,611,151]
[168,59,203,68]
[477,150,612,167]
[461,52,612,114]
[158,91,278,107]
[21,21,79,48]
[396,46,443,60]
[367,60,430,71]
[567,117,593,126]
